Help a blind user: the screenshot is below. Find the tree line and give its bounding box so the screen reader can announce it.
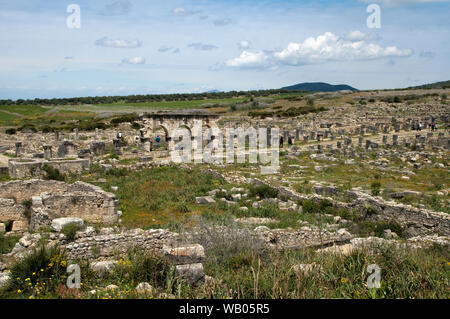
[0,90,292,106]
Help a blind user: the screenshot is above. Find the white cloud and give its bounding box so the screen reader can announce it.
[358,0,449,6]
[225,31,412,69]
[95,36,142,48]
[237,40,251,51]
[226,51,271,69]
[172,7,202,16]
[344,30,381,42]
[188,42,218,51]
[121,56,146,64]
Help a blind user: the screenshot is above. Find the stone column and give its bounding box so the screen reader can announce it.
[15,142,22,157]
[393,134,398,146]
[43,145,52,160]
[113,139,122,155]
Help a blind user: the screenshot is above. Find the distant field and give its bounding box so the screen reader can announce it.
[99,97,248,108]
[0,105,47,116]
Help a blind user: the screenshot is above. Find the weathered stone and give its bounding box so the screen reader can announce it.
[90,260,116,277]
[176,263,205,284]
[163,244,205,264]
[195,196,216,205]
[136,282,153,294]
[51,217,84,232]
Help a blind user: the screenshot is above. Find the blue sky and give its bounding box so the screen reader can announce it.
[0,0,449,99]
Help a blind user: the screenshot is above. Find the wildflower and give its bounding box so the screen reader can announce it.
[17,290,21,293]
[341,277,348,284]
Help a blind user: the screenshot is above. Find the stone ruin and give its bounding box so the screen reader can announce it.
[0,179,118,234]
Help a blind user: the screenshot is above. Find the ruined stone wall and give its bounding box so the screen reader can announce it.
[255,179,450,238]
[0,179,118,232]
[61,229,179,260]
[8,159,90,179]
[0,179,65,203]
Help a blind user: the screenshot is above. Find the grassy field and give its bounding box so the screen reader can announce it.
[0,230,448,299]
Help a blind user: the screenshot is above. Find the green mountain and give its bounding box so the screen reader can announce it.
[407,80,450,89]
[281,82,358,92]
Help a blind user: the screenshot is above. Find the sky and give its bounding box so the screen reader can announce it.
[0,0,449,99]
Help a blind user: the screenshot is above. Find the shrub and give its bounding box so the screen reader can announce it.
[42,164,65,181]
[8,244,67,294]
[114,248,174,288]
[110,113,139,125]
[22,199,32,222]
[249,184,279,199]
[370,181,381,196]
[0,234,20,254]
[61,224,78,241]
[131,122,141,130]
[41,126,55,133]
[18,124,37,133]
[5,128,16,135]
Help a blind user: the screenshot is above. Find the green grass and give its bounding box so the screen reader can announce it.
[60,97,248,112]
[0,105,47,116]
[76,166,225,229]
[0,234,20,254]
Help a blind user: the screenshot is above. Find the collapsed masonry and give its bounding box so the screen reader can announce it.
[0,179,118,233]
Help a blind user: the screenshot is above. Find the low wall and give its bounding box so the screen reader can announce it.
[8,158,90,179]
[0,179,118,232]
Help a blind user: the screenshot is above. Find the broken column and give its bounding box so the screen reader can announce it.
[43,145,52,160]
[15,142,23,157]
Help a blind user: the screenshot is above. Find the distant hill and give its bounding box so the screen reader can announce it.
[281,82,358,92]
[407,80,450,89]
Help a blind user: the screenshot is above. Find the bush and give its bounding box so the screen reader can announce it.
[249,184,279,199]
[42,164,65,181]
[8,244,67,294]
[131,122,141,130]
[61,224,78,241]
[114,248,174,288]
[370,181,381,196]
[5,128,16,135]
[0,234,20,254]
[41,126,55,133]
[110,113,139,125]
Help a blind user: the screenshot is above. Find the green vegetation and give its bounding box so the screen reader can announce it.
[0,234,20,254]
[61,224,78,241]
[42,164,66,181]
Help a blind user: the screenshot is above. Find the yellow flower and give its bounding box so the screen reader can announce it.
[341,277,348,284]
[17,290,21,293]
